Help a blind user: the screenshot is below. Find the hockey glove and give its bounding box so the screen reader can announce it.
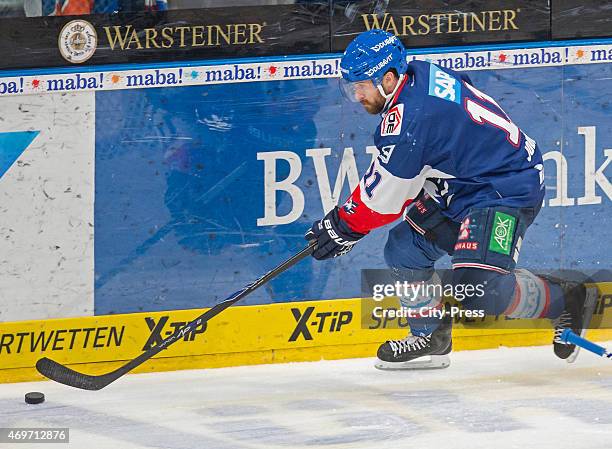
[305,207,365,260]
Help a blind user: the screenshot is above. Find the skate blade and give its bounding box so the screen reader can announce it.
[374,354,451,371]
[567,287,599,364]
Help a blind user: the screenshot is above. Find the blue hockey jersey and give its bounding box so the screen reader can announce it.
[339,60,545,234]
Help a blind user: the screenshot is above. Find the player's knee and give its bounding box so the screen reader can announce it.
[452,268,515,315]
[384,223,441,270]
[384,224,414,268]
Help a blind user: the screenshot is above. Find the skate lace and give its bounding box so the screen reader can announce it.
[552,311,572,344]
[389,335,431,356]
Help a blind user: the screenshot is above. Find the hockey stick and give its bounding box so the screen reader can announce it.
[36,241,316,390]
[561,329,612,360]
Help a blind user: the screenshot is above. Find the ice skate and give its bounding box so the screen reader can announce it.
[543,276,599,362]
[375,320,452,370]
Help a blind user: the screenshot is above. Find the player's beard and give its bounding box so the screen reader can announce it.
[361,94,386,114]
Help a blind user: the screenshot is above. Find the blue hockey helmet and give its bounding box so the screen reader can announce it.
[339,29,408,102]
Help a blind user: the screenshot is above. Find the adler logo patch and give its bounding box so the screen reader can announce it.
[380,104,403,136]
[378,144,396,164]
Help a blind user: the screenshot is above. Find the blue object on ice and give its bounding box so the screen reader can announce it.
[561,329,611,358]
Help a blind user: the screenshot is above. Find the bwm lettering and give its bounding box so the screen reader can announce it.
[257,126,612,226]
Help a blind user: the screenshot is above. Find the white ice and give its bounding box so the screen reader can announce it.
[1,343,611,449]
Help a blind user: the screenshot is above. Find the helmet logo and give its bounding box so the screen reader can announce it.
[339,29,407,83]
[365,54,392,77]
[370,35,397,53]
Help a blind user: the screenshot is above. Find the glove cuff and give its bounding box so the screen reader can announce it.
[332,207,367,240]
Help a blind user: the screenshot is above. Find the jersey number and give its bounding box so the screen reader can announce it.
[363,163,381,198]
[463,82,521,148]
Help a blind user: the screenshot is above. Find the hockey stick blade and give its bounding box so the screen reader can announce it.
[36,358,113,391]
[36,241,316,390]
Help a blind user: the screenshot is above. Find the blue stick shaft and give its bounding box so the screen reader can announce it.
[560,329,611,358]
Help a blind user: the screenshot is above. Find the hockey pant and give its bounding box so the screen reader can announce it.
[384,192,565,336]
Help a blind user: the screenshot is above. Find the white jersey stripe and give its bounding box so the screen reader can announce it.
[360,157,455,215]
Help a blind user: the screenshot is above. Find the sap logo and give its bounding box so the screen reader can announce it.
[288,307,353,342]
[428,65,461,103]
[142,316,207,350]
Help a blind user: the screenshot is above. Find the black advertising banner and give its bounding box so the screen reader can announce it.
[0,3,330,70]
[4,1,611,72]
[552,1,612,40]
[331,0,550,52]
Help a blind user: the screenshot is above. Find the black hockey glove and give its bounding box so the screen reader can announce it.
[305,207,365,260]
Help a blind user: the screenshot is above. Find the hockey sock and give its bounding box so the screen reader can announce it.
[504,269,564,319]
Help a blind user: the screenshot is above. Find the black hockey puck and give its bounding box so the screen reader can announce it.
[25,392,45,404]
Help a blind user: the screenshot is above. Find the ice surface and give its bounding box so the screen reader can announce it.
[1,343,611,449]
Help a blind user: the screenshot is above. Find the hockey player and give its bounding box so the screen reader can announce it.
[305,29,597,369]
